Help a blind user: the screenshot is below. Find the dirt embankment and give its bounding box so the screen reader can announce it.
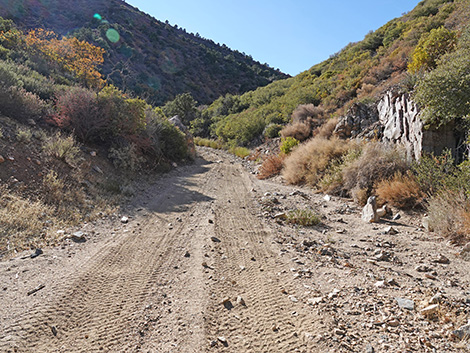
[1,147,470,352]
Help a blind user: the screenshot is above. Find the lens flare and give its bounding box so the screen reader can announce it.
[106,29,120,43]
[93,13,102,21]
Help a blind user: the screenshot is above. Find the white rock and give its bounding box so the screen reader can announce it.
[362,196,379,223]
[288,295,298,302]
[420,304,439,316]
[377,205,388,217]
[384,226,398,235]
[236,296,246,306]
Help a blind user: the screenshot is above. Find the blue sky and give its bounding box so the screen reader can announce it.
[126,0,421,76]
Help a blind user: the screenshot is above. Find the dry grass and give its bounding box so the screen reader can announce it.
[427,190,470,244]
[314,117,339,139]
[0,186,55,255]
[281,104,328,142]
[291,104,325,124]
[282,137,356,186]
[43,131,82,167]
[341,142,409,197]
[194,137,223,149]
[280,122,311,141]
[376,172,425,209]
[257,154,284,180]
[351,187,369,206]
[0,176,118,257]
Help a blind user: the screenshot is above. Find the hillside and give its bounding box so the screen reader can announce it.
[198,0,470,146]
[0,0,289,105]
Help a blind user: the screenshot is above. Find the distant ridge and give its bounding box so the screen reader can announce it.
[0,0,289,105]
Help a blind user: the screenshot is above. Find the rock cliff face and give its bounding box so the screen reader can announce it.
[334,91,457,160]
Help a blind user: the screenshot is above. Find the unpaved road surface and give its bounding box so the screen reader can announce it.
[1,148,470,352]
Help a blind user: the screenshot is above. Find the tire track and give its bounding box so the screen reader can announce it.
[1,157,218,353]
[203,161,320,352]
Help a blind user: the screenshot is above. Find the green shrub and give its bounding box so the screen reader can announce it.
[108,143,144,172]
[263,123,283,139]
[0,85,47,122]
[408,26,457,73]
[159,119,189,161]
[97,85,144,137]
[280,136,299,155]
[16,127,32,143]
[229,146,250,158]
[286,209,321,226]
[411,150,455,196]
[43,131,81,166]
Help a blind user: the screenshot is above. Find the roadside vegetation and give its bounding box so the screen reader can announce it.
[189,0,470,244]
[0,18,192,257]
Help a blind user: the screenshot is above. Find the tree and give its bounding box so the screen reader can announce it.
[24,28,105,88]
[408,27,457,74]
[414,28,470,127]
[162,92,198,126]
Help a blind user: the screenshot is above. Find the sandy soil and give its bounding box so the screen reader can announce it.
[1,147,470,352]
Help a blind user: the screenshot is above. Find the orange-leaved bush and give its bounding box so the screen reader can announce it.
[24,28,105,88]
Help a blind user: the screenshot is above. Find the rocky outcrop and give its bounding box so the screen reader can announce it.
[334,91,457,160]
[333,103,382,140]
[377,91,456,160]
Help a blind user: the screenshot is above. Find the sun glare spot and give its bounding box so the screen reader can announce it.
[106,29,120,43]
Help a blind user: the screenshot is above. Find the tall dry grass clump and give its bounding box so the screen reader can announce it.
[0,186,54,255]
[314,117,339,139]
[427,191,470,244]
[376,172,425,209]
[282,137,356,186]
[280,122,311,141]
[280,104,327,142]
[257,154,284,180]
[341,142,409,203]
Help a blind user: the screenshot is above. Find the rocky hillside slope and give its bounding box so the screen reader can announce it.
[0,0,289,105]
[199,0,470,147]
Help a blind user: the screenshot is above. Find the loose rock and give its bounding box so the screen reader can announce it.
[420,304,439,317]
[452,324,470,340]
[217,336,228,346]
[396,297,415,310]
[362,196,379,223]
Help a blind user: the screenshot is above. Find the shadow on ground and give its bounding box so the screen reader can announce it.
[128,156,215,214]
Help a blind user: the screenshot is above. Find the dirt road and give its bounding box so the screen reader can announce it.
[0,149,324,352]
[1,148,470,352]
